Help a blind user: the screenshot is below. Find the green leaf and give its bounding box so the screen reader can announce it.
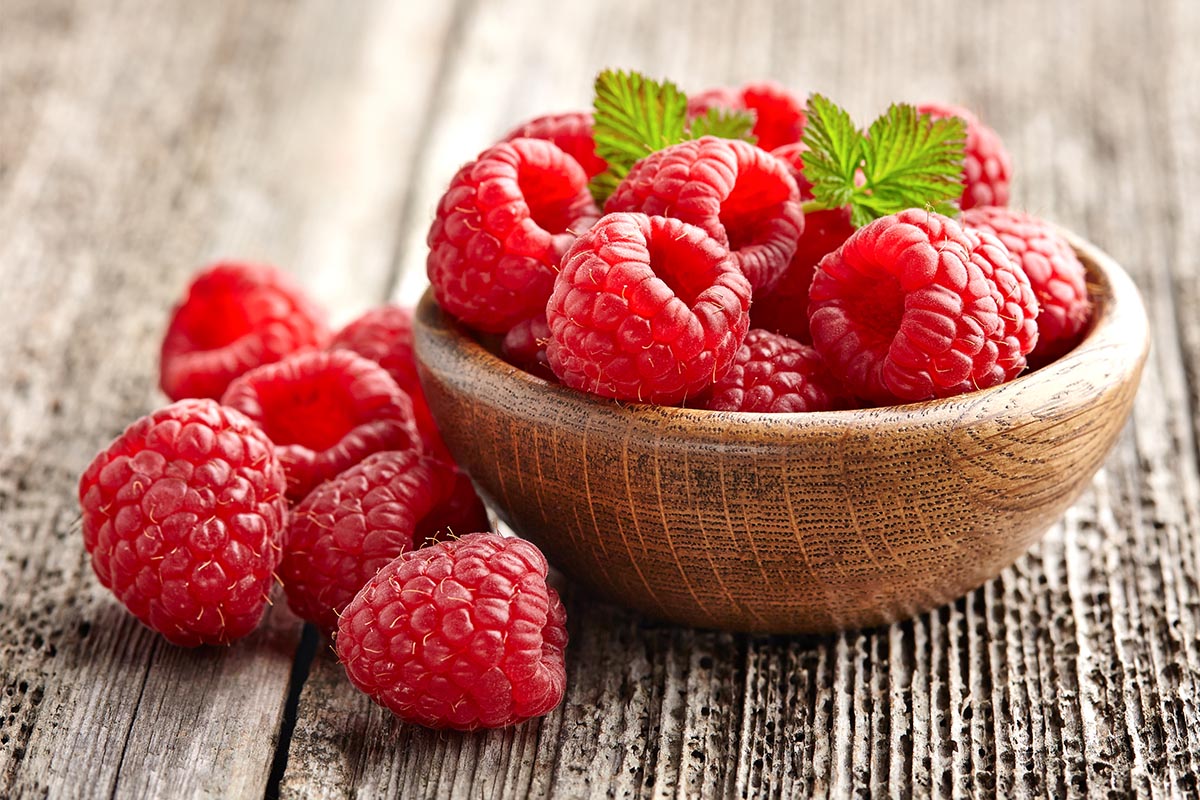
[686,107,757,143]
[589,69,689,205]
[800,95,967,227]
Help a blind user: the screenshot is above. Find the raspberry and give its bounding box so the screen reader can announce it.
[605,137,804,292]
[78,399,288,647]
[427,138,600,333]
[160,262,328,401]
[808,209,1039,404]
[704,329,850,413]
[280,451,488,633]
[502,112,607,178]
[501,314,554,379]
[918,102,1011,210]
[747,143,857,343]
[688,81,807,152]
[962,206,1091,362]
[336,533,568,730]
[221,350,421,501]
[545,213,751,405]
[329,305,444,455]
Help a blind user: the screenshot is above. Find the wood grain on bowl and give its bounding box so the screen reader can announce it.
[413,237,1149,634]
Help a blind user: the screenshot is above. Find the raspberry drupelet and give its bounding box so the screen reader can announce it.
[918,102,1012,210]
[605,136,804,292]
[336,533,568,730]
[280,450,488,633]
[427,138,600,333]
[704,329,849,413]
[545,212,752,406]
[160,262,328,401]
[808,209,1039,405]
[78,399,288,647]
[963,206,1092,363]
[502,111,607,178]
[220,350,422,501]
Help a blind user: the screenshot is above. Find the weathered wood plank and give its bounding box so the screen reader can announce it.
[282,1,1200,798]
[0,0,457,797]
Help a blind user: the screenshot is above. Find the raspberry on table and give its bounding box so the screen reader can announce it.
[220,350,422,501]
[336,532,568,730]
[427,138,600,333]
[501,314,554,380]
[605,136,804,292]
[808,209,1039,404]
[502,111,607,178]
[963,206,1092,362]
[329,305,445,456]
[688,81,807,152]
[703,329,850,413]
[280,450,488,633]
[918,102,1012,210]
[545,212,751,406]
[160,262,328,401]
[78,399,288,647]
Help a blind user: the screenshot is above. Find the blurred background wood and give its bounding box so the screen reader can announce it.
[0,0,1197,797]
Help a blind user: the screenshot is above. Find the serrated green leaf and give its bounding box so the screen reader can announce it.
[800,94,863,212]
[589,69,689,205]
[858,104,966,221]
[686,107,757,142]
[800,95,968,226]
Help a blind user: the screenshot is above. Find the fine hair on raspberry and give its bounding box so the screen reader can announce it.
[808,209,1039,404]
[545,212,752,405]
[502,111,607,178]
[78,399,288,647]
[336,533,568,730]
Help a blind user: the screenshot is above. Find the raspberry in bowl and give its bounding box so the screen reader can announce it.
[411,233,1147,633]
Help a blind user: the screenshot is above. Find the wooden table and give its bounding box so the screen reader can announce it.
[2,1,1198,797]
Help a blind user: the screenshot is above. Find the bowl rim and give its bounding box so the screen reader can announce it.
[415,231,1149,429]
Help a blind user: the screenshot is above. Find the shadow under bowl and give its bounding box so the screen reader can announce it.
[413,233,1149,634]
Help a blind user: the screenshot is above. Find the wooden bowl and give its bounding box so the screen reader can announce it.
[412,235,1149,634]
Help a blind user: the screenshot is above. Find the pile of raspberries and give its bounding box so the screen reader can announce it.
[430,86,1091,410]
[78,80,1092,733]
[81,266,566,730]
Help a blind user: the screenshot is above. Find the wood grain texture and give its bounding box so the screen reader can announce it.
[0,0,456,797]
[0,0,1197,797]
[412,237,1148,633]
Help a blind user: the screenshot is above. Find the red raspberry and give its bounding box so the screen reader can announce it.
[427,138,600,333]
[502,112,607,178]
[501,314,554,379]
[748,143,857,343]
[704,329,850,413]
[329,305,444,455]
[78,399,288,647]
[688,81,807,152]
[546,213,751,405]
[160,262,328,401]
[808,209,1039,404]
[606,137,803,292]
[221,350,421,501]
[336,533,568,730]
[280,451,488,633]
[749,208,855,343]
[963,206,1091,362]
[918,102,1011,210]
